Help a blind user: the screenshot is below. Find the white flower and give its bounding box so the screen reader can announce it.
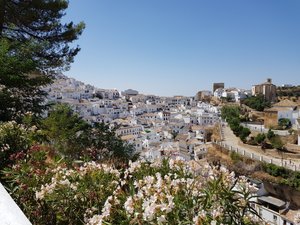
[101,196,113,218]
[157,215,167,223]
[295,212,300,224]
[35,190,45,200]
[86,215,104,225]
[193,215,199,225]
[144,176,155,185]
[59,179,71,186]
[169,158,175,169]
[166,195,174,210]
[70,183,78,191]
[124,196,134,215]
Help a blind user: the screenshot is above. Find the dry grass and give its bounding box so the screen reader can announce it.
[207,146,231,163]
[211,124,221,142]
[207,145,283,182]
[251,171,282,184]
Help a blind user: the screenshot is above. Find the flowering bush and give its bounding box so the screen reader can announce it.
[4,147,121,225]
[0,121,42,170]
[86,159,260,225]
[2,145,56,224]
[35,161,120,224]
[5,152,261,225]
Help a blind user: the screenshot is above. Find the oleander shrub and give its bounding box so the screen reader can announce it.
[0,121,43,170]
[4,153,262,225]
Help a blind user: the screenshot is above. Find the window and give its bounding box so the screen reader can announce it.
[273,215,277,221]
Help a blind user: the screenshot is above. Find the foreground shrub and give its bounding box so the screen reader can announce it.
[0,121,42,170]
[3,147,120,225]
[5,152,261,225]
[85,159,260,225]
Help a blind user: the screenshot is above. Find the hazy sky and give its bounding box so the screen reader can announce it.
[64,0,300,96]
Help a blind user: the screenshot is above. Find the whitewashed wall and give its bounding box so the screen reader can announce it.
[0,183,32,225]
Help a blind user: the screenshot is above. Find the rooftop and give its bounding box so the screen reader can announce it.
[273,99,298,108]
[264,107,293,112]
[258,195,286,208]
[120,135,135,141]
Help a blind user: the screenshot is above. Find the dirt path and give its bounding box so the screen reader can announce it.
[221,124,300,171]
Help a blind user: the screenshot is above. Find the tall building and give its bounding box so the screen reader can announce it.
[252,78,276,102]
[213,83,224,92]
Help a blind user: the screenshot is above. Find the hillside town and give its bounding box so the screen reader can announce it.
[41,75,300,224]
[3,2,300,225]
[43,74,220,162]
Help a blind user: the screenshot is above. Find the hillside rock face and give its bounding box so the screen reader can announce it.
[264,181,300,209]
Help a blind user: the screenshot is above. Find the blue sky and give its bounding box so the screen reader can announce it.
[64,0,300,96]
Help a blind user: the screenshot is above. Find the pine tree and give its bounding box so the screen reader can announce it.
[0,0,84,121]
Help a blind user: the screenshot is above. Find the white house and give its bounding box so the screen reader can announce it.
[139,113,158,120]
[256,195,297,225]
[190,125,208,141]
[197,112,219,126]
[193,143,207,160]
[230,89,248,102]
[140,129,161,144]
[250,181,300,225]
[115,125,143,137]
[120,135,142,152]
[96,89,120,100]
[213,88,225,99]
[213,88,249,102]
[141,147,161,161]
[169,121,186,134]
[122,89,139,97]
[266,100,300,127]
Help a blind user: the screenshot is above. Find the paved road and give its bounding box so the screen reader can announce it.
[218,124,300,171]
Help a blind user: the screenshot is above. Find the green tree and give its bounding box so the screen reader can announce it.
[221,105,240,120]
[42,104,137,163]
[270,135,284,150]
[254,133,266,144]
[263,163,290,178]
[0,0,85,121]
[221,105,252,143]
[278,118,291,129]
[243,94,271,111]
[239,127,251,143]
[0,40,51,121]
[42,104,89,159]
[86,123,138,164]
[267,129,275,140]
